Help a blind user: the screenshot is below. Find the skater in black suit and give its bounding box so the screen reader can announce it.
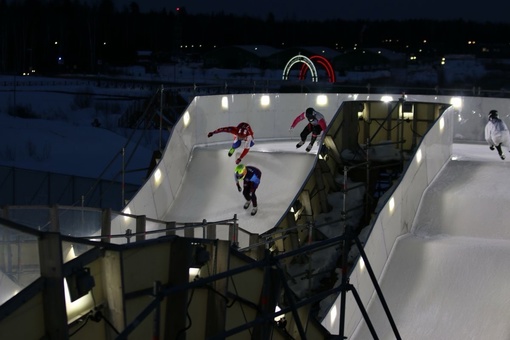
[290,107,327,152]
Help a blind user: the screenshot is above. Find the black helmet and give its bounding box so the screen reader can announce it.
[305,107,315,120]
[489,110,498,119]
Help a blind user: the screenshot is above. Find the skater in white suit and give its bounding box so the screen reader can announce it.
[485,109,510,160]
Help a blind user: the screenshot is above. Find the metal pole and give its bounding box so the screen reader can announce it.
[126,228,132,244]
[153,281,161,340]
[339,227,349,337]
[343,166,348,221]
[81,195,84,230]
[159,85,163,151]
[340,225,382,339]
[368,101,399,146]
[354,234,402,339]
[122,147,125,207]
[308,222,313,292]
[230,214,239,248]
[366,138,371,223]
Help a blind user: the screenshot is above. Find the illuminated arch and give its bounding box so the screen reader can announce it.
[299,55,336,83]
[282,55,318,82]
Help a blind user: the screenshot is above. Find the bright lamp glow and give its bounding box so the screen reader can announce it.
[183,111,190,127]
[124,207,131,222]
[401,104,414,120]
[64,244,77,262]
[330,304,338,324]
[260,95,270,107]
[274,305,284,322]
[316,94,328,106]
[416,149,422,164]
[64,278,94,322]
[359,256,365,272]
[403,111,413,120]
[439,117,445,131]
[189,267,201,282]
[221,96,229,109]
[389,197,395,213]
[154,168,162,187]
[450,97,462,109]
[381,95,393,103]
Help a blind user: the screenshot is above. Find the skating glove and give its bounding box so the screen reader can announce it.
[490,145,495,150]
[207,132,214,138]
[235,158,242,164]
[236,183,242,192]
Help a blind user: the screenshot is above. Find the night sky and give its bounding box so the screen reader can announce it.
[112,0,510,23]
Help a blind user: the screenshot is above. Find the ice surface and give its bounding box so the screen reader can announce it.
[351,143,510,340]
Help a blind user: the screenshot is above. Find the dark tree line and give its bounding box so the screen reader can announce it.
[1,0,509,75]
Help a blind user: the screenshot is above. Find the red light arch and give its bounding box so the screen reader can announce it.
[299,55,336,83]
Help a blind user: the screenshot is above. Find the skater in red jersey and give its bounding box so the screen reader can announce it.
[208,122,255,164]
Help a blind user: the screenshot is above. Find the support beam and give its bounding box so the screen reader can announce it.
[39,232,68,339]
[164,238,192,339]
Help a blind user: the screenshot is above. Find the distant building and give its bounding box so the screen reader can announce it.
[136,50,157,73]
[203,45,281,69]
[441,54,485,84]
[332,49,393,71]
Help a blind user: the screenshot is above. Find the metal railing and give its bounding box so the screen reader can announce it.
[1,204,257,248]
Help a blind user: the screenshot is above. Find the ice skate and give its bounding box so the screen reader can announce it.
[305,143,313,152]
[501,153,506,160]
[228,147,235,157]
[251,207,258,216]
[296,140,305,148]
[243,201,251,209]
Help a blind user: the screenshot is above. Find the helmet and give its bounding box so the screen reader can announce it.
[235,164,247,179]
[236,122,250,138]
[489,110,499,119]
[305,107,315,121]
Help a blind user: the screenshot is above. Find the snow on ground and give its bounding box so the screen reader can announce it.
[0,75,159,184]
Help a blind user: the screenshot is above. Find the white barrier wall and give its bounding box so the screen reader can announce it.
[112,93,505,237]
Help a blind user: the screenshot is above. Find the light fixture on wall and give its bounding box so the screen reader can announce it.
[260,95,270,107]
[290,200,303,221]
[381,95,393,103]
[189,244,210,281]
[66,267,95,302]
[319,144,329,161]
[401,102,414,121]
[316,94,328,106]
[357,103,366,121]
[183,111,190,127]
[221,96,229,109]
[450,96,462,109]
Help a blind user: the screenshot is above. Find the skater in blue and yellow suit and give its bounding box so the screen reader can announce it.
[234,163,261,216]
